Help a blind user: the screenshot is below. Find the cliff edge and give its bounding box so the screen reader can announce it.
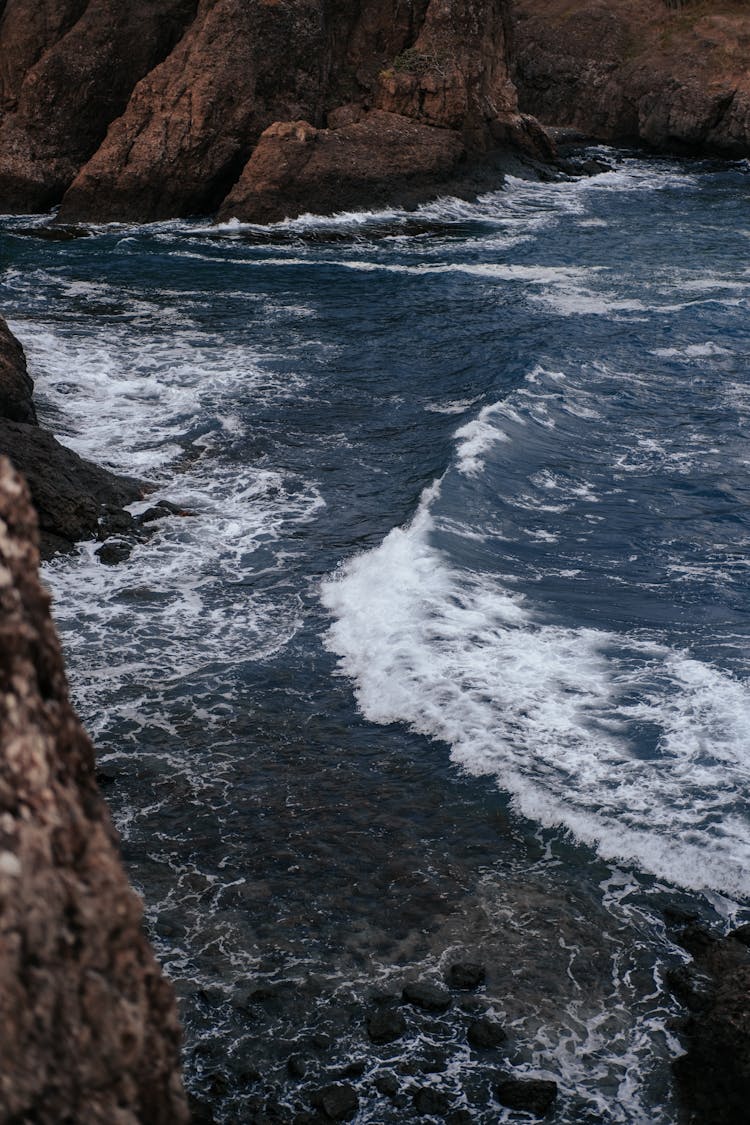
[0,456,188,1123]
[0,0,551,224]
[513,0,750,156]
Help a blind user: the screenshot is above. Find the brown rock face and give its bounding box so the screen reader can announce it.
[0,317,142,556]
[218,110,466,224]
[40,0,548,223]
[513,0,750,155]
[0,457,188,1124]
[0,0,198,211]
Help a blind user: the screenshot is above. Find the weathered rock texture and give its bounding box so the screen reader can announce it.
[0,456,188,1123]
[0,317,142,557]
[513,0,750,155]
[0,0,548,223]
[669,924,750,1125]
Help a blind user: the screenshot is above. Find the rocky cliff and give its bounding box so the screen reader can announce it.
[513,0,750,155]
[0,455,188,1123]
[0,316,142,557]
[0,0,549,224]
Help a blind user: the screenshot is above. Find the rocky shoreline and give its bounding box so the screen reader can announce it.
[0,454,188,1123]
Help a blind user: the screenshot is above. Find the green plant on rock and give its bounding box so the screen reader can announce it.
[391,46,451,78]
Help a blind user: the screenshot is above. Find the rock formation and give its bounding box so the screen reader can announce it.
[0,316,142,557]
[668,923,750,1125]
[0,0,550,224]
[0,456,188,1123]
[513,0,750,156]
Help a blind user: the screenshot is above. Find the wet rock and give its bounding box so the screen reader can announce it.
[312,1032,333,1050]
[367,1005,407,1044]
[0,456,188,1119]
[494,1076,558,1115]
[95,539,133,565]
[446,1111,473,1125]
[413,1086,452,1117]
[468,1015,507,1049]
[339,1060,366,1079]
[0,316,36,424]
[310,1083,359,1121]
[663,903,701,927]
[374,1073,400,1098]
[217,112,466,226]
[402,980,452,1013]
[288,1054,308,1079]
[419,1050,448,1074]
[666,964,713,1012]
[97,506,138,538]
[188,1093,218,1124]
[513,0,750,158]
[447,960,486,990]
[730,923,750,948]
[672,925,750,1124]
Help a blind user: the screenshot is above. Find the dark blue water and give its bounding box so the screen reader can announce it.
[1,154,749,1123]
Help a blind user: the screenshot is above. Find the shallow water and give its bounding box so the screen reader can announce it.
[1,152,749,1122]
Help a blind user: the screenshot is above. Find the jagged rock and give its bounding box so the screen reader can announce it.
[0,0,197,211]
[0,317,143,557]
[494,1076,558,1115]
[367,1004,407,1044]
[50,0,552,223]
[670,926,750,1125]
[217,111,466,224]
[0,456,188,1123]
[467,1015,507,1049]
[513,0,750,156]
[0,421,142,558]
[402,980,452,1013]
[446,960,485,990]
[310,1082,359,1121]
[412,1085,452,1117]
[0,315,36,424]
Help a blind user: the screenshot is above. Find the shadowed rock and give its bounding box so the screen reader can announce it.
[0,456,188,1123]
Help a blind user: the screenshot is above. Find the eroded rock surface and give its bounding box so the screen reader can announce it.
[513,0,750,155]
[0,0,551,223]
[670,924,750,1125]
[0,456,188,1124]
[0,317,142,557]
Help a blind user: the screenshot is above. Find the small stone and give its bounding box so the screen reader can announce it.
[413,1086,451,1117]
[367,1006,406,1044]
[467,1016,507,1049]
[446,1111,473,1125]
[419,1050,447,1074]
[95,539,132,565]
[310,1083,359,1121]
[402,981,451,1013]
[312,1032,333,1050]
[287,1054,307,1079]
[374,1073,399,1098]
[339,1060,366,1078]
[494,1077,558,1116]
[447,961,485,990]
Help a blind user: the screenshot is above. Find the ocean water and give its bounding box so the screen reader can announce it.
[1,152,749,1122]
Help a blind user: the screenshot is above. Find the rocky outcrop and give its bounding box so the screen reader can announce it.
[513,0,750,156]
[0,0,198,211]
[668,924,750,1124]
[0,0,550,224]
[0,317,142,557]
[217,110,466,224]
[0,456,188,1123]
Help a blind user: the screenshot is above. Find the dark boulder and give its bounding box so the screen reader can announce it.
[413,1085,452,1117]
[447,960,486,990]
[367,1005,407,1044]
[467,1015,507,1049]
[494,1076,558,1115]
[310,1083,359,1121]
[402,980,452,1013]
[0,316,36,424]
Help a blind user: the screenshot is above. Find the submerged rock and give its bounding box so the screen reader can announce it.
[402,979,452,1013]
[446,960,486,990]
[366,1003,407,1044]
[0,456,188,1121]
[670,925,750,1125]
[310,1082,359,1121]
[467,1015,507,1049]
[494,1076,558,1115]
